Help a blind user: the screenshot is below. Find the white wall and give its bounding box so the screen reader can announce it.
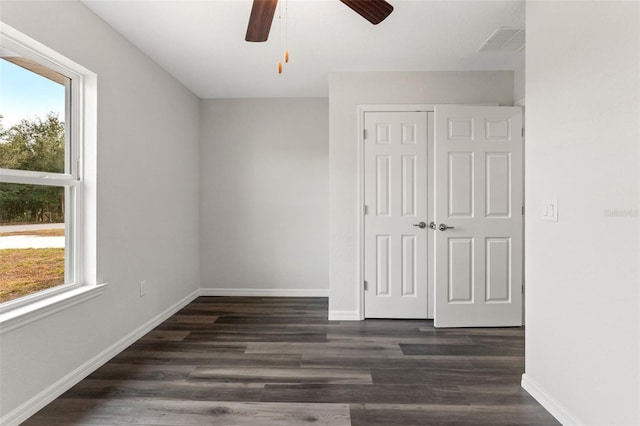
[523,2,640,424]
[0,1,200,420]
[328,71,515,319]
[199,98,329,295]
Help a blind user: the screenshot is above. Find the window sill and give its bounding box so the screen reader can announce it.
[0,283,107,335]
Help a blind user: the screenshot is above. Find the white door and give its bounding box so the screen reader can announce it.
[364,111,429,318]
[434,105,523,327]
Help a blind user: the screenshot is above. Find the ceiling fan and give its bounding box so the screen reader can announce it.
[245,0,394,42]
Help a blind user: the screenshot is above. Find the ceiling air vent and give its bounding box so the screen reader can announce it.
[478,27,525,52]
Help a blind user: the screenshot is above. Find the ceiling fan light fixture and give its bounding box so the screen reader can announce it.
[246,0,392,73]
[246,0,394,43]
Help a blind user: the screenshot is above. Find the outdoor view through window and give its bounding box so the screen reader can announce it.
[0,52,68,304]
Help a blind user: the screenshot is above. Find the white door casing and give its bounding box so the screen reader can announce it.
[363,111,429,318]
[434,105,523,327]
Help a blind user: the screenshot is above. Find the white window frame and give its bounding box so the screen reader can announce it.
[0,23,103,331]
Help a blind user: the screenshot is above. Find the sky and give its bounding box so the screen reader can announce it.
[0,58,66,129]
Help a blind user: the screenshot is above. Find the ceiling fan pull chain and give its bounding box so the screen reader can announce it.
[284,0,290,63]
[277,0,283,73]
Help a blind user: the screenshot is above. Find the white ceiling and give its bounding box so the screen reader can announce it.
[81,0,525,98]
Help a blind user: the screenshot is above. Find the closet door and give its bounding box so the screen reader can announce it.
[434,105,523,327]
[363,111,429,318]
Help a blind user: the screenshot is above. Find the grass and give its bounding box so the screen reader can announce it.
[0,248,65,303]
[0,228,65,237]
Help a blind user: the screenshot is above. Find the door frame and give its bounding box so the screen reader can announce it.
[357,105,436,320]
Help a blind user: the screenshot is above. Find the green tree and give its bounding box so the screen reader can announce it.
[0,113,65,173]
[0,114,65,224]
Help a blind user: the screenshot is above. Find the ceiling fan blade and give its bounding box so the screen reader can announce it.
[339,0,393,25]
[245,0,279,42]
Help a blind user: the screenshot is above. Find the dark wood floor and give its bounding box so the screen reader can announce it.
[24,297,558,425]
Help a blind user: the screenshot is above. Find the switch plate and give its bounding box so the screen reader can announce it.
[541,200,558,222]
[140,280,147,296]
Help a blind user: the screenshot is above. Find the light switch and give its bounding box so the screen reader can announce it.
[541,200,558,222]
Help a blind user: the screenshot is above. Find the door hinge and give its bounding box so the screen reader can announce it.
[521,128,525,137]
[522,205,525,216]
[364,205,368,215]
[364,280,368,291]
[363,129,368,140]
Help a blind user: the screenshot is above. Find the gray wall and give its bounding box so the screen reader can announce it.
[328,71,515,319]
[199,98,329,294]
[523,1,639,424]
[0,1,201,418]
[514,65,525,106]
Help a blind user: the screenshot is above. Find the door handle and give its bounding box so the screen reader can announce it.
[428,222,437,230]
[413,222,427,229]
[438,223,455,231]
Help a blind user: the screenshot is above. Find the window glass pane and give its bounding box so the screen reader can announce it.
[0,182,65,303]
[0,51,68,174]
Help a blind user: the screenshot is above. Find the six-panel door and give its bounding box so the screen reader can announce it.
[364,111,429,318]
[434,105,523,327]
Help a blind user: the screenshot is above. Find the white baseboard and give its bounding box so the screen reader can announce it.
[521,373,580,425]
[328,310,361,321]
[1,289,200,426]
[199,288,329,297]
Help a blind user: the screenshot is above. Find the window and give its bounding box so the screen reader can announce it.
[0,24,98,316]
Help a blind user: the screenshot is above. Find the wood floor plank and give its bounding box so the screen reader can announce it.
[111,350,302,368]
[87,364,194,381]
[245,341,404,357]
[214,315,331,325]
[155,322,335,333]
[126,341,247,353]
[59,379,264,402]
[175,308,328,318]
[184,330,327,343]
[339,319,429,329]
[301,354,524,368]
[327,326,426,336]
[469,357,526,369]
[349,403,559,426]
[24,399,350,426]
[456,384,545,406]
[139,330,191,342]
[260,383,467,405]
[188,367,373,384]
[164,314,219,324]
[23,297,558,425]
[420,326,525,336]
[327,333,473,345]
[370,367,522,386]
[301,355,477,370]
[400,343,523,357]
